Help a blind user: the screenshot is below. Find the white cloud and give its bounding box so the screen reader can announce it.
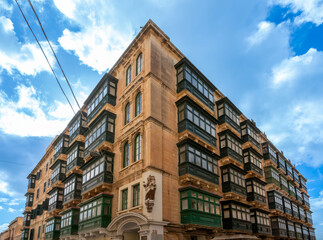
[0,84,73,137]
[271,48,323,85]
[55,0,133,72]
[247,21,275,46]
[0,16,56,76]
[0,0,13,13]
[311,190,323,210]
[0,171,16,197]
[271,0,323,26]
[8,207,15,213]
[0,206,3,210]
[0,223,8,232]
[0,198,8,203]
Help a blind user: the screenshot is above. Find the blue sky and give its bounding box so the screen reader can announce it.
[0,0,323,237]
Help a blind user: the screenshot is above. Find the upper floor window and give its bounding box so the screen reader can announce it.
[126,65,131,86]
[222,202,250,221]
[134,134,141,162]
[218,103,240,127]
[220,133,242,156]
[54,139,63,156]
[246,180,265,197]
[222,167,245,188]
[135,92,142,116]
[61,211,73,228]
[250,211,270,226]
[85,115,115,149]
[176,62,215,110]
[124,103,130,125]
[132,184,140,207]
[136,53,142,75]
[123,142,129,167]
[179,143,218,175]
[180,188,221,215]
[178,102,216,137]
[64,178,75,196]
[82,157,108,184]
[67,146,78,165]
[87,80,116,117]
[122,188,128,210]
[243,150,262,169]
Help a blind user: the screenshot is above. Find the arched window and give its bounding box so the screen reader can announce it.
[123,142,129,167]
[136,53,142,75]
[124,102,130,125]
[135,92,142,116]
[134,134,141,161]
[126,65,131,86]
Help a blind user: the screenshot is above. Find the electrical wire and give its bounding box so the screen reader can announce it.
[14,0,76,114]
[27,0,83,114]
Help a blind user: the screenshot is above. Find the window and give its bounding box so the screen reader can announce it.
[64,178,75,195]
[82,156,108,184]
[85,116,114,148]
[123,142,129,168]
[222,167,245,187]
[38,226,41,238]
[61,211,73,228]
[133,184,140,207]
[241,124,259,143]
[70,116,81,137]
[134,134,141,162]
[218,103,240,126]
[48,178,50,187]
[265,167,280,182]
[179,103,216,137]
[179,143,218,175]
[122,189,128,210]
[46,163,48,172]
[220,134,242,155]
[135,92,142,116]
[180,189,220,215]
[87,80,116,116]
[126,65,131,86]
[36,189,39,199]
[52,165,60,180]
[54,139,63,156]
[49,191,57,205]
[246,180,265,197]
[244,151,262,169]
[222,203,250,221]
[272,218,286,230]
[67,146,78,165]
[43,182,46,193]
[250,211,270,226]
[136,53,142,75]
[79,197,111,223]
[177,65,214,103]
[124,103,130,124]
[46,219,55,233]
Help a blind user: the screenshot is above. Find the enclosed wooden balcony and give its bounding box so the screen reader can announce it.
[175,58,216,111]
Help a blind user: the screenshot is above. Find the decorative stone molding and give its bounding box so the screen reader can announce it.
[143,175,156,213]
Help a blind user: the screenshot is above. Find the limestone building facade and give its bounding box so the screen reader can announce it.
[21,20,315,240]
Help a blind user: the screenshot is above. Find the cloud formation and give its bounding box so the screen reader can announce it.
[0,16,56,76]
[55,0,133,73]
[271,0,323,25]
[271,48,323,85]
[0,84,73,137]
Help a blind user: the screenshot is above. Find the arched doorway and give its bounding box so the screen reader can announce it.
[107,212,148,240]
[121,222,140,240]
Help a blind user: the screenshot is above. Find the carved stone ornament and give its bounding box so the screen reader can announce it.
[143,175,156,212]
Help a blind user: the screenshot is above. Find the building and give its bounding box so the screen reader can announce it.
[0,217,23,240]
[21,20,315,240]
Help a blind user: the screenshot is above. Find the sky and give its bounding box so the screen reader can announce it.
[0,0,323,237]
